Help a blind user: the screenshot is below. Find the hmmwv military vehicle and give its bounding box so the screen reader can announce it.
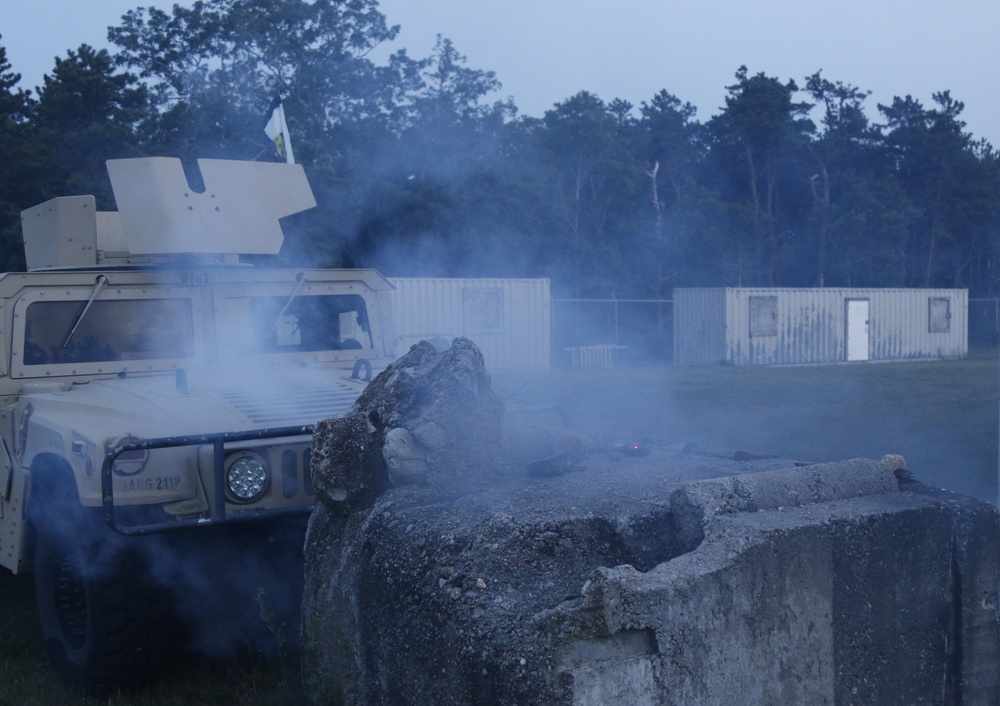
[4,157,396,691]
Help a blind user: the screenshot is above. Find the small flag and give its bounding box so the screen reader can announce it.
[263,95,295,164]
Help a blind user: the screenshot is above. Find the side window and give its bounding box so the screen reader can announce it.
[928,297,951,333]
[462,288,503,334]
[749,296,778,336]
[223,294,373,354]
[23,298,195,365]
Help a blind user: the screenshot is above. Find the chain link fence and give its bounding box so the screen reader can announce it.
[551,298,674,366]
[970,299,1000,348]
[553,297,1000,366]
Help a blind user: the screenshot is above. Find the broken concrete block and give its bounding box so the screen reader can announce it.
[310,337,505,514]
[302,339,1000,704]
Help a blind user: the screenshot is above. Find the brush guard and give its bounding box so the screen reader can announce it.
[101,426,315,536]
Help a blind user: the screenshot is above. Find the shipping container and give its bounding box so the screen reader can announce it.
[674,288,968,366]
[388,278,551,370]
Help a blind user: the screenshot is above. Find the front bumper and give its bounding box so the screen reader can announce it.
[101,426,316,536]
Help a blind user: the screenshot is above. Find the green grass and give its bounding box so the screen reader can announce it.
[494,348,1000,503]
[2,352,997,703]
[0,570,307,706]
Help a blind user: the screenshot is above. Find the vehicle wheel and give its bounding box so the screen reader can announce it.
[33,516,171,693]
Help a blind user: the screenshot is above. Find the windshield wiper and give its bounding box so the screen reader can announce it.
[62,275,108,349]
[267,272,307,339]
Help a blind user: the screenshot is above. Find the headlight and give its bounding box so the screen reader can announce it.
[110,435,148,476]
[225,451,270,503]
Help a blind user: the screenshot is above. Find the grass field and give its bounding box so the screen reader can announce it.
[0,351,996,704]
[0,564,306,706]
[493,349,1000,503]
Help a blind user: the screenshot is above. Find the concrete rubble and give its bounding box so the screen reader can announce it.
[301,338,1000,705]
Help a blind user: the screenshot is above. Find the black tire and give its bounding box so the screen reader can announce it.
[33,513,172,693]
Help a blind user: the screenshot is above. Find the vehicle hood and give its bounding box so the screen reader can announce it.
[20,366,369,445]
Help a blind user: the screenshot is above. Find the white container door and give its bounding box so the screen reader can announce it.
[846,299,869,361]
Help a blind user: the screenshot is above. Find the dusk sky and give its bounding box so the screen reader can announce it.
[4,0,999,145]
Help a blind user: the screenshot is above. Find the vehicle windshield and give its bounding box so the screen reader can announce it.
[21,292,372,368]
[220,294,373,354]
[23,298,195,365]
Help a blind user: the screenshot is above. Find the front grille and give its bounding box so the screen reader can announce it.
[303,448,314,496]
[281,449,298,498]
[214,379,358,426]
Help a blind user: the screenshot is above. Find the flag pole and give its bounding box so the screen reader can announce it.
[262,95,295,164]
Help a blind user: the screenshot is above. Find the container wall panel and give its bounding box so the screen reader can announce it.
[674,288,967,366]
[388,278,551,370]
[867,289,968,361]
[673,289,727,365]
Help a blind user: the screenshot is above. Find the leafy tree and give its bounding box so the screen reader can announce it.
[879,92,988,287]
[4,0,999,312]
[929,136,1000,291]
[0,37,41,270]
[821,168,915,287]
[110,0,428,265]
[963,144,1000,297]
[533,91,645,295]
[110,0,419,157]
[33,45,149,208]
[406,36,512,126]
[350,36,519,276]
[637,89,704,294]
[707,67,815,285]
[803,71,878,286]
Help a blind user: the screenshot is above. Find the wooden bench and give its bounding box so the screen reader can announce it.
[565,345,626,368]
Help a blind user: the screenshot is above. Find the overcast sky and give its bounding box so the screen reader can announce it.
[4,0,999,145]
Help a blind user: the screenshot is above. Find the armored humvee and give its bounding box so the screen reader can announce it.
[5,157,396,691]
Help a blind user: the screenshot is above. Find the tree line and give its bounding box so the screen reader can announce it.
[1,0,998,299]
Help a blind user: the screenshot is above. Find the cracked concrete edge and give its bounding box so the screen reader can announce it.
[575,458,902,636]
[577,515,777,637]
[668,457,898,551]
[572,489,1000,704]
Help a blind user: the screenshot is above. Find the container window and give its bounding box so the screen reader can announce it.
[749,296,778,336]
[462,288,503,334]
[928,297,951,333]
